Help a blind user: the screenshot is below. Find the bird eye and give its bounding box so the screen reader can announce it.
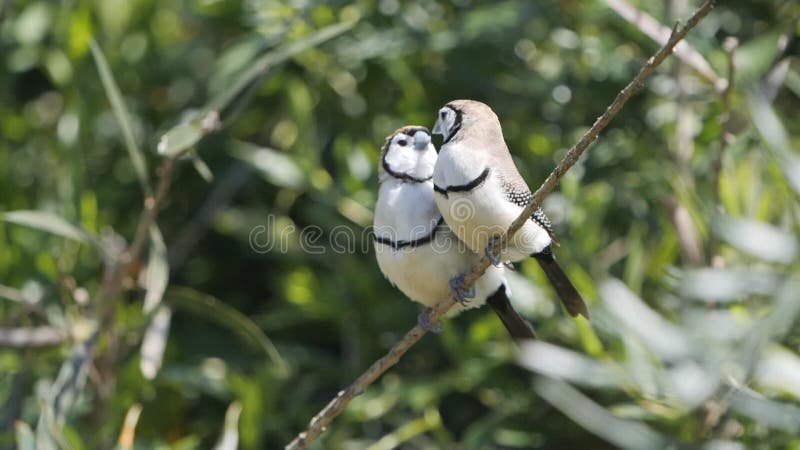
[397,139,408,146]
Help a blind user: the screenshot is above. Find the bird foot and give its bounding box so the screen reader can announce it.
[449,274,476,305]
[418,309,442,333]
[486,239,504,267]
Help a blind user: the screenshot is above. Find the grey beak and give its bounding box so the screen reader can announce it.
[413,130,431,150]
[432,117,443,135]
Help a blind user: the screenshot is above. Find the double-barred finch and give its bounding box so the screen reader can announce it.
[432,100,589,319]
[373,125,536,340]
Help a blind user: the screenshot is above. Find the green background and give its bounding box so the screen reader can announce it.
[2,0,800,448]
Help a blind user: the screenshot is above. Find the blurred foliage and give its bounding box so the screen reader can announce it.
[1,0,800,448]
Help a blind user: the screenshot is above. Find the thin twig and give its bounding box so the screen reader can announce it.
[603,0,719,84]
[284,1,716,448]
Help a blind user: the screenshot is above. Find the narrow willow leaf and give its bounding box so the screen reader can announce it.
[730,391,800,434]
[756,346,800,400]
[15,421,35,450]
[140,306,171,380]
[714,216,798,264]
[213,402,243,450]
[230,141,304,188]
[143,225,169,314]
[157,122,203,157]
[518,341,620,389]
[680,268,779,302]
[204,19,356,114]
[666,361,718,408]
[191,155,214,182]
[600,279,689,360]
[116,403,143,450]
[535,377,667,450]
[748,93,800,195]
[167,286,289,377]
[2,210,102,250]
[89,40,151,194]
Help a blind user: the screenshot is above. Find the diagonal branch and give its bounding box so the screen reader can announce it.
[285,1,715,448]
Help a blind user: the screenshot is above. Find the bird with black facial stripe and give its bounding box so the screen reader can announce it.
[374,125,536,340]
[432,100,589,319]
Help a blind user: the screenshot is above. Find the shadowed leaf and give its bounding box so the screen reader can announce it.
[90,39,151,194]
[143,225,169,314]
[2,210,102,250]
[166,286,289,377]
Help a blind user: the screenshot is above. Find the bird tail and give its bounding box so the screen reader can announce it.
[486,285,536,341]
[534,250,589,319]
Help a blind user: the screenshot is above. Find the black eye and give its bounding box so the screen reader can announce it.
[397,139,408,146]
[440,111,446,119]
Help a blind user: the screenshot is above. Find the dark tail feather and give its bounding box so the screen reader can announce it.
[486,285,537,342]
[534,251,589,319]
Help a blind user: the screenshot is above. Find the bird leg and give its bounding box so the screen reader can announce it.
[485,238,504,267]
[417,309,443,333]
[449,273,476,305]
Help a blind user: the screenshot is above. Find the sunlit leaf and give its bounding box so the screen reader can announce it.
[714,216,797,264]
[2,210,102,250]
[730,390,800,434]
[519,341,621,389]
[140,306,171,380]
[213,401,243,450]
[15,421,35,450]
[116,404,143,450]
[90,39,150,194]
[230,141,304,188]
[749,93,800,196]
[756,345,800,400]
[666,361,718,408]
[535,377,667,450]
[680,268,779,302]
[143,225,169,314]
[157,122,203,157]
[166,286,289,377]
[191,155,214,182]
[600,279,690,360]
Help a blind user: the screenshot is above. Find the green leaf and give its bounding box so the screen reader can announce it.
[90,39,151,194]
[714,215,798,264]
[204,19,356,115]
[213,401,243,450]
[143,225,169,313]
[15,421,35,450]
[191,155,215,182]
[518,341,621,389]
[140,306,171,380]
[2,210,102,250]
[535,377,667,450]
[230,141,304,188]
[680,268,779,302]
[166,286,289,377]
[599,279,690,360]
[748,92,800,196]
[157,122,204,157]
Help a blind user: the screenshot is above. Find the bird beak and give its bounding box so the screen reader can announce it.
[413,130,431,151]
[432,117,444,136]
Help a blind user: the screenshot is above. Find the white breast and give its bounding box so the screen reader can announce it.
[374,177,506,315]
[433,144,551,262]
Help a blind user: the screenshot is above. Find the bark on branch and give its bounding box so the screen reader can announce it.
[285,1,716,448]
